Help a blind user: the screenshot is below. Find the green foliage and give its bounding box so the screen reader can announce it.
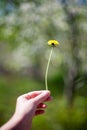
[32,96,87,130]
[0,0,87,72]
[0,75,44,124]
[0,0,87,74]
[0,75,87,130]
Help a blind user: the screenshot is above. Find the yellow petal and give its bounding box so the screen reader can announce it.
[48,40,59,46]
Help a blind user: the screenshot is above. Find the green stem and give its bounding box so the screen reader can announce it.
[45,47,53,90]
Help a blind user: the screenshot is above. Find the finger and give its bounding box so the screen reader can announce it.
[45,96,53,102]
[33,91,50,105]
[22,91,42,99]
[23,90,50,100]
[35,109,45,116]
[37,103,47,109]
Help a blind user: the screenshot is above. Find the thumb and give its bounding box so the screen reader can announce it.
[33,90,50,105]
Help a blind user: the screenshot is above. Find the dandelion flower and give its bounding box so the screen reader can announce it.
[48,40,59,46]
[45,40,59,90]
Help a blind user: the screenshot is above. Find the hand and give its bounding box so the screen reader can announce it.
[1,90,52,130]
[15,90,51,118]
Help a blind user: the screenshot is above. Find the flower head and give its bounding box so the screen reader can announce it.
[48,40,59,46]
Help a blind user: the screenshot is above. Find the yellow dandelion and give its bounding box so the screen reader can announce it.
[48,40,59,46]
[45,39,59,90]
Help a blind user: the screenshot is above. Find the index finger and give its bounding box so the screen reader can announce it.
[33,91,50,105]
[22,90,50,100]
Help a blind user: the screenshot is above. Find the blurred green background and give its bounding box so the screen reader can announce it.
[0,0,87,130]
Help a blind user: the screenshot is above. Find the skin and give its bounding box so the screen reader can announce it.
[0,90,51,130]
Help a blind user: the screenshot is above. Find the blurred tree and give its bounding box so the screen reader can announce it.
[0,0,47,15]
[61,0,87,107]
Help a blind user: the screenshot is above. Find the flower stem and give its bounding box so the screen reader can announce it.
[45,47,53,90]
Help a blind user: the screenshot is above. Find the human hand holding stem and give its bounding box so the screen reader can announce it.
[45,40,59,90]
